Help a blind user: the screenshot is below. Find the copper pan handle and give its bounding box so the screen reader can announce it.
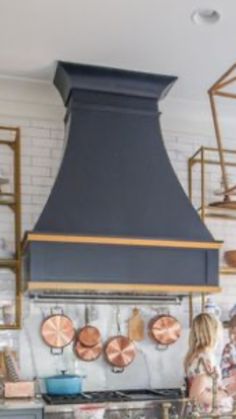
[50,347,63,355]
[116,306,121,335]
[154,306,169,316]
[60,370,87,379]
[155,344,168,351]
[112,366,124,374]
[50,306,64,315]
[85,305,89,325]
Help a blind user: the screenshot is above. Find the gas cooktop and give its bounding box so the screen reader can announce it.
[43,388,184,405]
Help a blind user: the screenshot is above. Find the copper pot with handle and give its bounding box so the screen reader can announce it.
[74,340,102,362]
[104,307,136,373]
[41,306,75,354]
[149,312,181,350]
[74,306,102,362]
[78,306,101,347]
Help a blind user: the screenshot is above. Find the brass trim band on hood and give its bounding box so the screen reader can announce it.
[27,281,221,294]
[24,233,222,250]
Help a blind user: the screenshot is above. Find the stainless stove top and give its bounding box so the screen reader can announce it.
[43,388,184,405]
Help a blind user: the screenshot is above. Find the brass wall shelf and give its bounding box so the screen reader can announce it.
[220,266,236,275]
[188,146,236,276]
[188,146,236,221]
[0,259,18,269]
[188,66,236,278]
[208,63,236,201]
[197,205,236,221]
[0,127,21,330]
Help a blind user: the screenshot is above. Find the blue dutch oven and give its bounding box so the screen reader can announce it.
[45,371,86,396]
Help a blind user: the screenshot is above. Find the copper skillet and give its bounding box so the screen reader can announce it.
[104,307,136,373]
[41,307,75,354]
[74,340,102,361]
[78,306,101,347]
[74,306,102,362]
[149,314,181,350]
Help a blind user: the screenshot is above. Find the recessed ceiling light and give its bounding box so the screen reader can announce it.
[191,9,221,25]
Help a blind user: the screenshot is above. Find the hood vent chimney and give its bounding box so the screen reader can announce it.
[24,62,220,294]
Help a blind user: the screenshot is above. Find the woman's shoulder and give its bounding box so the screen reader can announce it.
[187,351,216,376]
[198,350,216,363]
[199,351,216,369]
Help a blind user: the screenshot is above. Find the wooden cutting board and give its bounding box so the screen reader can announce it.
[2,348,20,381]
[128,308,144,341]
[0,350,17,378]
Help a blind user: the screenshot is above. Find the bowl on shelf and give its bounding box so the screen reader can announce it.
[224,250,236,268]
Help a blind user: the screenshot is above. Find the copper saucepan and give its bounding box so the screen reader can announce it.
[78,306,101,347]
[74,306,102,362]
[41,307,75,354]
[74,340,102,361]
[104,307,136,373]
[149,314,181,350]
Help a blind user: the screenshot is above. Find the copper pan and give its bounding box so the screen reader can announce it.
[41,307,75,354]
[74,306,102,362]
[149,314,181,350]
[74,340,102,362]
[78,307,101,347]
[104,335,136,372]
[104,307,136,373]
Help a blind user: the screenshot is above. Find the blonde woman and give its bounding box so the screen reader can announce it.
[184,313,232,413]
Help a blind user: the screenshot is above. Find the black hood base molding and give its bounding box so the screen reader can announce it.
[24,233,221,293]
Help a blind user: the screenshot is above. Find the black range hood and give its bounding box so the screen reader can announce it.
[24,62,220,294]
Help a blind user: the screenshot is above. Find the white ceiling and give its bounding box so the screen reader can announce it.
[0,0,236,100]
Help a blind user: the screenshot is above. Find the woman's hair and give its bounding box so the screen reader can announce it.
[184,313,219,373]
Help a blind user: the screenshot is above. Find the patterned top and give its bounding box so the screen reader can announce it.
[187,351,221,386]
[186,351,232,413]
[221,342,236,378]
